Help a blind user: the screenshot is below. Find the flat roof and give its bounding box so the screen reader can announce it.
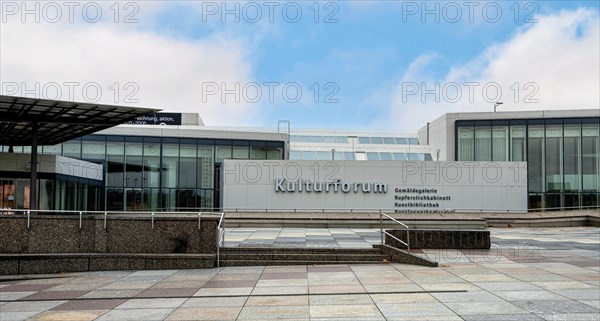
[0,95,160,146]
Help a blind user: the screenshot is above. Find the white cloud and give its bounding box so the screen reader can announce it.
[0,4,257,126]
[386,8,600,131]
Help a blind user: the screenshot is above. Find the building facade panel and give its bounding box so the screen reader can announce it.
[222,160,528,213]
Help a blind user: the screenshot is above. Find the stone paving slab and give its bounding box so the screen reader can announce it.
[1,227,599,320]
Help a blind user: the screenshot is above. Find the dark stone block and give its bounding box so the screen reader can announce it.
[19,258,89,274]
[145,258,214,270]
[0,259,19,275]
[88,257,145,271]
[386,229,490,249]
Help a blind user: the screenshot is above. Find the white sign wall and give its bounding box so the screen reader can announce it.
[222,160,528,213]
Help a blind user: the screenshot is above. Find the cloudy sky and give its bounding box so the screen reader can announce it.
[1,1,599,130]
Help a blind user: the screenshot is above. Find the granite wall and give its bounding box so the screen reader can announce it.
[386,229,491,249]
[0,215,220,254]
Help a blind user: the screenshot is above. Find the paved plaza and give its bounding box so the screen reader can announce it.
[0,227,598,320]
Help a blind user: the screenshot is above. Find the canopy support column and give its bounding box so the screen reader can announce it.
[29,122,38,211]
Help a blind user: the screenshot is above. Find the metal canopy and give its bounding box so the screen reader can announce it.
[0,95,160,211]
[0,95,160,146]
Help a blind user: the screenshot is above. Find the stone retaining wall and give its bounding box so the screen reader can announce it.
[0,215,219,254]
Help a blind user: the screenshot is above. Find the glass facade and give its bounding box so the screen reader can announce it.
[290,135,419,145]
[288,150,431,161]
[0,176,101,211]
[456,117,600,210]
[2,134,285,211]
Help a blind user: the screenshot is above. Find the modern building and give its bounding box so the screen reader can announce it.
[1,95,598,212]
[419,110,600,210]
[288,129,432,162]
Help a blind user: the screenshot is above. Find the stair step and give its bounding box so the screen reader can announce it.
[219,260,390,267]
[219,253,390,262]
[219,247,380,255]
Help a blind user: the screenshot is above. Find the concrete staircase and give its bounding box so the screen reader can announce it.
[219,247,390,266]
[218,246,438,267]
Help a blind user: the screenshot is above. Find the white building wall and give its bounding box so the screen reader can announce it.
[0,153,102,180]
[222,160,527,213]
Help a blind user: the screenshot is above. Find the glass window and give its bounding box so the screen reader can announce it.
[380,152,393,160]
[289,135,298,142]
[82,140,105,160]
[582,124,599,193]
[545,125,563,193]
[424,153,433,161]
[125,142,143,188]
[62,140,81,158]
[106,188,124,211]
[232,146,249,159]
[310,136,323,143]
[408,153,421,160]
[393,152,407,160]
[457,127,474,161]
[564,124,581,207]
[215,146,232,163]
[370,137,383,144]
[106,141,124,187]
[366,152,380,160]
[323,136,336,143]
[355,152,367,161]
[266,147,283,159]
[343,152,355,160]
[358,137,370,144]
[492,126,508,161]
[198,146,214,189]
[528,125,544,193]
[408,138,419,145]
[474,127,492,161]
[250,146,266,159]
[395,137,408,145]
[38,179,54,210]
[298,135,310,143]
[336,136,348,144]
[161,144,179,189]
[383,137,395,144]
[303,151,316,160]
[179,144,197,188]
[298,135,311,143]
[510,126,526,161]
[289,151,302,160]
[333,151,343,160]
[143,141,161,189]
[43,144,62,155]
[316,151,330,160]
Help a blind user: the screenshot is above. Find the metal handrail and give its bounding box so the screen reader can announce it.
[216,212,225,268]
[3,205,596,215]
[380,212,410,251]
